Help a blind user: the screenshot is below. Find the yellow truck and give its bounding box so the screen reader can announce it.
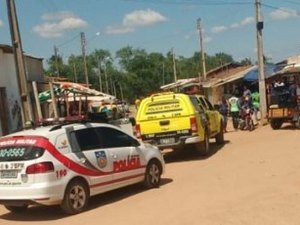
[135,92,224,155]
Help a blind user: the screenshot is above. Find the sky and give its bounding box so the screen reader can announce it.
[1,0,300,67]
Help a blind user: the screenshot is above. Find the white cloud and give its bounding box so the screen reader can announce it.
[42,11,75,21]
[269,7,298,20]
[229,17,254,29]
[32,11,88,38]
[211,26,227,33]
[230,23,240,29]
[204,36,212,43]
[240,17,255,26]
[123,9,167,27]
[105,9,167,35]
[0,20,3,27]
[105,25,135,34]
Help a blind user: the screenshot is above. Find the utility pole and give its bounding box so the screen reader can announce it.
[197,18,207,82]
[80,32,89,86]
[104,62,109,94]
[255,0,268,125]
[162,62,165,86]
[113,81,116,97]
[73,63,77,83]
[172,48,177,91]
[6,0,33,126]
[97,59,103,92]
[119,83,124,101]
[53,45,59,77]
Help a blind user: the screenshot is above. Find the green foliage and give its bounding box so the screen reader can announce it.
[45,47,248,102]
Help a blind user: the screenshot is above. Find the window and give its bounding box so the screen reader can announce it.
[72,128,102,151]
[198,97,208,110]
[97,127,138,148]
[189,96,204,112]
[203,97,214,110]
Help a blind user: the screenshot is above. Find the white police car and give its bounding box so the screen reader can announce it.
[0,122,165,214]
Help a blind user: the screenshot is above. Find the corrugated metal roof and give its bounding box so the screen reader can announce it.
[0,44,43,60]
[203,66,256,88]
[160,78,198,90]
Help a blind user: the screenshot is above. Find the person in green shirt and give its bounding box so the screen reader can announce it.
[228,94,240,130]
[251,91,260,122]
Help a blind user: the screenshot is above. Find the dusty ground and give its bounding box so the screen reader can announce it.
[1,120,300,225]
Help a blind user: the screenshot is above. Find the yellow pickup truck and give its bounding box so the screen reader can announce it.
[135,92,224,155]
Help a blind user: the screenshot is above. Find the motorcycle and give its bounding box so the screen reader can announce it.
[239,107,255,131]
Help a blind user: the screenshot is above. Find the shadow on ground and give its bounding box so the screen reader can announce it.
[0,178,173,221]
[163,140,230,163]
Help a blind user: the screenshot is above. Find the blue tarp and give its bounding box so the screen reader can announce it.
[243,64,280,82]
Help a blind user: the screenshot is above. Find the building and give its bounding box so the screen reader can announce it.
[0,44,44,136]
[160,63,254,105]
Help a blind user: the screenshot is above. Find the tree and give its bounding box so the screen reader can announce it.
[45,46,239,102]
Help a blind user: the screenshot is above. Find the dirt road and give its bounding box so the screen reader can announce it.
[1,122,300,225]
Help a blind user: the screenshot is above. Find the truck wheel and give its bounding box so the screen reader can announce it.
[215,123,224,144]
[196,133,210,156]
[294,116,300,129]
[270,119,283,130]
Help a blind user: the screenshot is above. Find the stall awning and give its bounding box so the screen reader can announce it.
[204,66,256,88]
[243,64,278,82]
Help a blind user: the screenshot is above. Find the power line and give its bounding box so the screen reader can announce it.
[262,3,300,15]
[281,0,300,5]
[56,33,80,48]
[123,0,252,6]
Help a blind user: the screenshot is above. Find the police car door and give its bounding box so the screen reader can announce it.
[98,126,147,186]
[203,97,219,132]
[69,127,114,193]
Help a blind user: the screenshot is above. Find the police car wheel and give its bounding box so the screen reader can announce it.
[144,160,162,188]
[4,205,28,213]
[61,180,89,214]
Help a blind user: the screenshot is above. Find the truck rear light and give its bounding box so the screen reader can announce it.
[190,117,198,133]
[26,162,54,174]
[135,124,141,139]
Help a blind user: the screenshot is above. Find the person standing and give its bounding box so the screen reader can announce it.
[251,91,260,123]
[218,96,229,132]
[243,85,252,97]
[228,94,240,130]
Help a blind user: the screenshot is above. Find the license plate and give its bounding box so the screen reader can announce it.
[160,138,175,145]
[0,170,18,179]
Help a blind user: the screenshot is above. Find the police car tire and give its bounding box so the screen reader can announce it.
[4,205,28,213]
[61,180,89,214]
[144,160,162,188]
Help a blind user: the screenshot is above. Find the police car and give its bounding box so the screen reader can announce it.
[0,121,165,214]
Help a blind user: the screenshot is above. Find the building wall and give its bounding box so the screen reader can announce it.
[0,47,44,136]
[25,56,44,82]
[0,48,22,136]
